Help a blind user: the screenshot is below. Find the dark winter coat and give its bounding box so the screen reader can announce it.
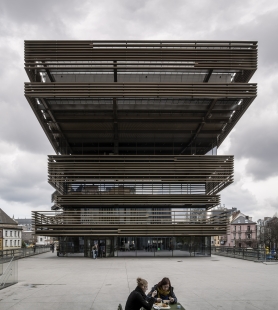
[147,284,177,304]
[125,286,155,310]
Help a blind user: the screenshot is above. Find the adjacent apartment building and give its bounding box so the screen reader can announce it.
[212,210,257,248]
[0,209,22,250]
[227,212,257,248]
[24,40,257,257]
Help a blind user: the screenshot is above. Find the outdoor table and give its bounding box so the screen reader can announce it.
[153,303,185,310]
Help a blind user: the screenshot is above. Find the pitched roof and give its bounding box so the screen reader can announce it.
[0,208,18,225]
[231,215,256,224]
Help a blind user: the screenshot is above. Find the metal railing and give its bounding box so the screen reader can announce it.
[25,40,257,74]
[211,246,273,262]
[0,257,18,290]
[32,210,228,237]
[33,210,228,225]
[0,246,50,262]
[48,155,234,198]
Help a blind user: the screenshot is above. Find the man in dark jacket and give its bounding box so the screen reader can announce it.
[125,277,157,310]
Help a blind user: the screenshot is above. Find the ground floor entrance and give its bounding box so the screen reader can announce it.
[84,238,114,258]
[114,236,211,257]
[57,236,211,258]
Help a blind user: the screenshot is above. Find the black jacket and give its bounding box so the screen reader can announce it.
[125,286,155,310]
[147,284,177,304]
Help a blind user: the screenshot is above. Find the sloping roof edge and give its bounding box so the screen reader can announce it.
[0,208,18,225]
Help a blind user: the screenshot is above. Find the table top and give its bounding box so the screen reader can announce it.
[153,303,185,310]
[170,304,185,310]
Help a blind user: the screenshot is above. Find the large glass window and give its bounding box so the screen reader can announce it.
[114,236,210,257]
[84,237,113,258]
[117,237,136,257]
[70,236,211,258]
[153,237,173,257]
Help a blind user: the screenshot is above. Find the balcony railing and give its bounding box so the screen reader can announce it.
[32,209,228,236]
[54,194,220,209]
[25,41,257,83]
[47,155,234,198]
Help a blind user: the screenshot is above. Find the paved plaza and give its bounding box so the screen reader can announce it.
[0,252,277,310]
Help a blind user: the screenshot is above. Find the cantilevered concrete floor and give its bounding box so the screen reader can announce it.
[0,252,277,310]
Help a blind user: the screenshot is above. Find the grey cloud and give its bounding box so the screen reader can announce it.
[221,181,258,215]
[264,197,278,217]
[0,0,277,218]
[0,151,52,206]
[0,0,82,38]
[1,183,51,205]
[0,99,53,154]
[225,72,278,180]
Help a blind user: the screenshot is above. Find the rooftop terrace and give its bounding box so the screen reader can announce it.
[0,252,277,310]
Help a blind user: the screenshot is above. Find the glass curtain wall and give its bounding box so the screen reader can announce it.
[116,236,210,257]
[84,237,114,258]
[84,236,210,257]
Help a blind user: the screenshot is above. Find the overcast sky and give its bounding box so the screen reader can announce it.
[0,0,277,221]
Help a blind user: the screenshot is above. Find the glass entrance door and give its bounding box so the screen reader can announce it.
[105,238,113,257]
[117,237,136,257]
[84,238,114,258]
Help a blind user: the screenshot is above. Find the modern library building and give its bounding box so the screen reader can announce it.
[25,41,257,257]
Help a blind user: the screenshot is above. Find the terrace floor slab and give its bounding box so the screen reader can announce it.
[0,252,277,310]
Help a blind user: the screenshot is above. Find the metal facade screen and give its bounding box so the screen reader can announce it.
[24,40,257,238]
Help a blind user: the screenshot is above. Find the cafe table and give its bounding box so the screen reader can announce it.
[153,303,186,310]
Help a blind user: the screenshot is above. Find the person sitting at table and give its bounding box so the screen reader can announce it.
[147,277,177,304]
[125,277,157,310]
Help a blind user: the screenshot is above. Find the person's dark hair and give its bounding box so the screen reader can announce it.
[157,277,171,289]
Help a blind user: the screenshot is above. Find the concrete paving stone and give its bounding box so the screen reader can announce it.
[0,252,278,310]
[8,302,93,310]
[94,292,126,303]
[0,302,18,309]
[91,301,122,310]
[177,300,217,310]
[248,300,278,310]
[99,286,130,294]
[209,299,277,310]
[237,289,278,301]
[23,293,98,303]
[0,284,46,302]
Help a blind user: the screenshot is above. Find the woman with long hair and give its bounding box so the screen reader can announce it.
[147,277,177,304]
[125,277,157,310]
